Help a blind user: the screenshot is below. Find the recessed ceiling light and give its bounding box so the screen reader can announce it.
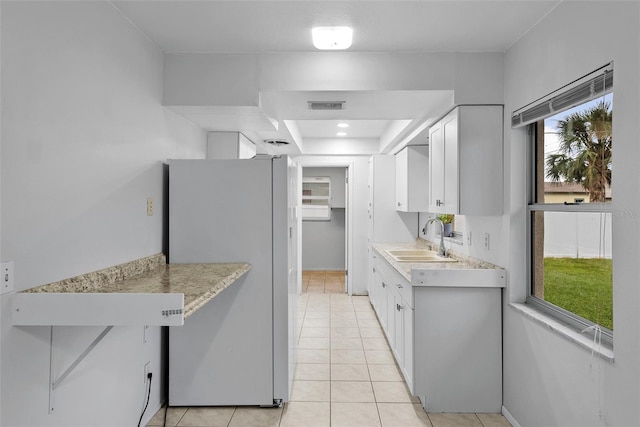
[312,27,353,50]
[337,132,347,137]
[337,123,349,128]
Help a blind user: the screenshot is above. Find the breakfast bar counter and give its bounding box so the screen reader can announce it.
[12,254,251,326]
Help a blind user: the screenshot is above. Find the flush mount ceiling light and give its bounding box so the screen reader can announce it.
[337,123,349,128]
[312,26,353,50]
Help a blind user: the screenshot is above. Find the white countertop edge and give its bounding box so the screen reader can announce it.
[371,243,507,287]
[411,268,506,287]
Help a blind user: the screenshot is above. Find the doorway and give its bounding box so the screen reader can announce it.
[300,166,349,294]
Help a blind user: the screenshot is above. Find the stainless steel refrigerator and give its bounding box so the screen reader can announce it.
[168,156,298,406]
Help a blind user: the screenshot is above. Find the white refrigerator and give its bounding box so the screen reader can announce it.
[168,156,298,407]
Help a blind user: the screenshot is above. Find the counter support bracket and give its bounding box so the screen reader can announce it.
[49,325,114,413]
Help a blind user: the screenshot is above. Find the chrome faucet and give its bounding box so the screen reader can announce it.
[423,217,447,257]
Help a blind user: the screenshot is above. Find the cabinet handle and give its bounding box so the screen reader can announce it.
[382,282,387,288]
[396,283,403,289]
[396,303,403,311]
[372,267,376,273]
[397,202,401,207]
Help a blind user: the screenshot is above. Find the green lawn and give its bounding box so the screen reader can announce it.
[543,257,613,330]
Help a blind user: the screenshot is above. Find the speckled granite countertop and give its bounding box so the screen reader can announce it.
[23,254,251,319]
[372,240,505,287]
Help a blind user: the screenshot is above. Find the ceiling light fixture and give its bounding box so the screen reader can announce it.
[337,123,349,128]
[337,132,347,137]
[312,26,353,50]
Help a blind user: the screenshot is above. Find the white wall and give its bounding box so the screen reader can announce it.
[504,2,640,426]
[0,2,205,426]
[418,212,508,268]
[164,51,504,108]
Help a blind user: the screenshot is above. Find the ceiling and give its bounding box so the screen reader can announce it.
[110,0,561,155]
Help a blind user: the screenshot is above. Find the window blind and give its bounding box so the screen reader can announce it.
[512,62,613,128]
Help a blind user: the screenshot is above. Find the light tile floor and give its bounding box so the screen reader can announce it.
[147,271,511,427]
[303,270,346,294]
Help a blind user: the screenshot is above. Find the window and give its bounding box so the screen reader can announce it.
[515,64,614,346]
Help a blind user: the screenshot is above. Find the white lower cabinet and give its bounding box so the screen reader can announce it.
[397,293,414,392]
[368,247,502,413]
[370,251,414,391]
[368,251,378,311]
[413,286,502,413]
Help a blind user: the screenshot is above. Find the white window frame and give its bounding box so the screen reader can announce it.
[518,64,614,348]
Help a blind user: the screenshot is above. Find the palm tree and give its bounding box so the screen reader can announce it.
[545,100,612,202]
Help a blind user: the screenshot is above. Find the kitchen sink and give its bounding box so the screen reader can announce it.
[385,249,457,263]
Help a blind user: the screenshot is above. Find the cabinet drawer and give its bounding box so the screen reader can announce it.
[378,256,413,308]
[390,270,412,309]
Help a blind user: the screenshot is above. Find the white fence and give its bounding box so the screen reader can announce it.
[544,212,612,258]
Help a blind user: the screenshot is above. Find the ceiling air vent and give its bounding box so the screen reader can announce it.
[265,139,290,146]
[307,101,346,111]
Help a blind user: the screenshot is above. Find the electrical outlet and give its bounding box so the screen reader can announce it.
[484,233,490,250]
[144,361,151,383]
[1,262,14,295]
[146,197,154,216]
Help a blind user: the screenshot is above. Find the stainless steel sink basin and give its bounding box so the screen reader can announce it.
[385,249,457,263]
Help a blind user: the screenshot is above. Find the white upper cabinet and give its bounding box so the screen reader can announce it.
[395,145,429,212]
[207,132,256,159]
[368,155,418,243]
[428,106,503,215]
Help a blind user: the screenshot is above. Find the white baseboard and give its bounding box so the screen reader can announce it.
[502,405,522,427]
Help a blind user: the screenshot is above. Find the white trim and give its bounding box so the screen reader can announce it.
[502,405,523,427]
[297,159,354,295]
[509,302,614,362]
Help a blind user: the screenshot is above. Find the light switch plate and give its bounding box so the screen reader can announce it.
[1,261,14,294]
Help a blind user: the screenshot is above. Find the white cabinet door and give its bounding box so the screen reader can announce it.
[384,281,396,348]
[395,147,409,211]
[396,146,429,212]
[428,106,503,215]
[368,252,379,311]
[429,109,458,213]
[401,303,414,393]
[374,253,414,392]
[378,272,389,333]
[442,112,459,213]
[393,292,404,366]
[392,281,414,393]
[428,121,445,213]
[368,251,374,306]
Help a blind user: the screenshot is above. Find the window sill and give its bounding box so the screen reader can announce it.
[443,231,464,246]
[508,302,614,362]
